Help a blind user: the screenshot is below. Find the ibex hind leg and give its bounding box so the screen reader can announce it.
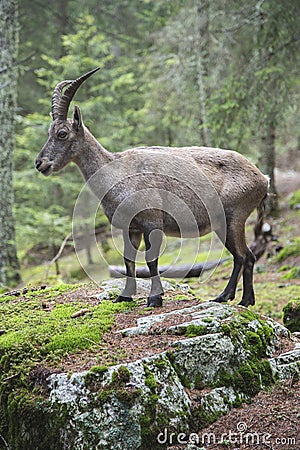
[213,224,248,304]
[239,248,256,307]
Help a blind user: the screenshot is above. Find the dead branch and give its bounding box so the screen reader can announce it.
[109,258,229,279]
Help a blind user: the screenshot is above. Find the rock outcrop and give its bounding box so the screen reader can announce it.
[17,301,299,450]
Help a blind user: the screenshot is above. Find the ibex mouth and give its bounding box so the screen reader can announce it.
[36,158,53,176]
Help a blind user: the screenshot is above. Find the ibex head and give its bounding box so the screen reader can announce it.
[35,68,100,176]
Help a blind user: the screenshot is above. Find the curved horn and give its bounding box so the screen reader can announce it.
[51,80,72,120]
[51,67,101,121]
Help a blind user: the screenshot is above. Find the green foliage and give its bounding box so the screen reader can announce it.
[289,190,300,209]
[276,239,300,262]
[282,267,300,280]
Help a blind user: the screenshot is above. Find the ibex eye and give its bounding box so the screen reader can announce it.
[58,130,68,139]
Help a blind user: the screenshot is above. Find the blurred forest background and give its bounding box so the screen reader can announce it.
[1,0,300,288]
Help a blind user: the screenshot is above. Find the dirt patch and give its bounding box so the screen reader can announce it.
[57,293,200,372]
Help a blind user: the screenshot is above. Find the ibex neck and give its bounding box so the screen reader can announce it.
[74,128,113,182]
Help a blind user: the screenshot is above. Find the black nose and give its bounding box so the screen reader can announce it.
[35,158,42,170]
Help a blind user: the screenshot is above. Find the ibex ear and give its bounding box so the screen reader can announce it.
[72,105,82,131]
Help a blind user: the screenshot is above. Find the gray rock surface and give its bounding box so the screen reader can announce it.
[43,301,300,450]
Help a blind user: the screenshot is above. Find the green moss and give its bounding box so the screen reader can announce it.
[283,299,300,332]
[97,365,140,408]
[220,323,231,336]
[0,284,135,363]
[1,387,71,450]
[213,309,276,401]
[139,366,159,448]
[166,351,191,388]
[276,239,300,262]
[111,365,131,385]
[185,324,207,337]
[194,371,205,390]
[191,405,225,430]
[115,388,142,405]
[277,264,291,272]
[84,365,108,389]
[173,294,187,301]
[153,358,169,370]
[224,310,275,354]
[89,364,109,376]
[238,308,259,322]
[217,359,274,397]
[245,331,263,355]
[145,371,158,390]
[202,317,213,323]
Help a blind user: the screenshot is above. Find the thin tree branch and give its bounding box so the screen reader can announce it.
[267,33,300,61]
[48,232,72,267]
[43,232,72,281]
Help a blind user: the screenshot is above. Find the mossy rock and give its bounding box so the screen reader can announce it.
[282,299,300,332]
[1,298,300,449]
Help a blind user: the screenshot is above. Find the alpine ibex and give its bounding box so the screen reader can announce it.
[35,68,269,307]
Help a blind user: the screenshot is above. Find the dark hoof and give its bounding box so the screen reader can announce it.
[238,298,255,307]
[210,294,228,303]
[113,295,133,303]
[147,295,163,307]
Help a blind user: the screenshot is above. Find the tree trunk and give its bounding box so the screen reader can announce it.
[255,2,278,214]
[0,0,21,286]
[258,118,278,214]
[195,0,211,146]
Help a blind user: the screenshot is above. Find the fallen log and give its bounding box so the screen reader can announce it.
[109,258,229,279]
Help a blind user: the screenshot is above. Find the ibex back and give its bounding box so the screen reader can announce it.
[35,68,269,307]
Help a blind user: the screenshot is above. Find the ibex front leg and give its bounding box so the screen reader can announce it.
[144,229,164,307]
[114,230,142,303]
